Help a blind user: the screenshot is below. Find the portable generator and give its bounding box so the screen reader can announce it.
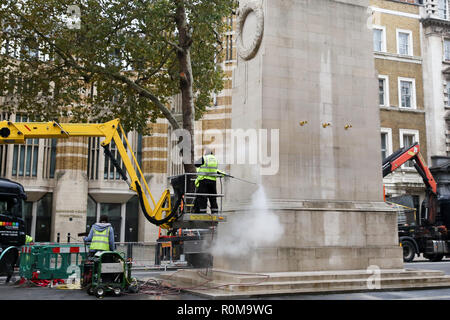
[81,251,138,298]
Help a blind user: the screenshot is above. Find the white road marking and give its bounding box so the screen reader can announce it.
[399,295,450,300]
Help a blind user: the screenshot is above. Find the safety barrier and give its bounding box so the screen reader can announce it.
[115,243,156,267]
[19,243,87,281]
[18,242,162,278]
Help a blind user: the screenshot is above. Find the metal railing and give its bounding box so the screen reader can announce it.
[168,172,224,214]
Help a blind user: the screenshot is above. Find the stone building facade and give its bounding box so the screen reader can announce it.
[0,16,237,244]
[371,0,429,211]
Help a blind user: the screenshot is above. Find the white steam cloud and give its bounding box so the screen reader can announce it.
[210,186,284,257]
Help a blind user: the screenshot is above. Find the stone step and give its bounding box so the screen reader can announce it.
[207,268,445,284]
[160,269,450,298]
[222,275,450,293]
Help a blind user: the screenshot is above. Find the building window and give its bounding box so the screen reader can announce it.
[378,75,389,107]
[36,193,52,242]
[381,128,393,161]
[398,78,416,109]
[0,39,20,58]
[86,196,97,234]
[88,137,100,180]
[12,116,38,177]
[225,15,234,62]
[43,139,57,179]
[373,26,386,52]
[103,133,127,181]
[446,114,450,157]
[125,196,139,242]
[132,133,143,180]
[400,129,419,168]
[225,34,233,62]
[438,0,449,20]
[12,115,39,178]
[447,81,450,107]
[397,30,413,56]
[444,39,450,61]
[168,125,184,177]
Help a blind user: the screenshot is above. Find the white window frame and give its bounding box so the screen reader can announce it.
[373,25,387,53]
[444,39,450,61]
[381,127,393,161]
[378,75,390,107]
[398,77,417,109]
[438,0,450,20]
[399,129,420,169]
[396,29,413,56]
[446,80,450,107]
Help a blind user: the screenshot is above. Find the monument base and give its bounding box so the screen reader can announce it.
[212,201,404,273]
[161,268,450,299]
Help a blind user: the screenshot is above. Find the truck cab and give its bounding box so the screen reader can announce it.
[0,178,27,282]
[0,178,27,249]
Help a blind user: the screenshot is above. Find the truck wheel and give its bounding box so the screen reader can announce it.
[0,248,19,283]
[401,240,415,263]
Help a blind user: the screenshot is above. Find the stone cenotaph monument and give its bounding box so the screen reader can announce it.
[214,0,403,273]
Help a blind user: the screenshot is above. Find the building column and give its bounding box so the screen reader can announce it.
[30,201,37,239]
[51,137,89,242]
[422,23,448,158]
[120,202,126,243]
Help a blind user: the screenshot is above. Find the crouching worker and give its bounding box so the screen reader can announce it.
[84,215,116,257]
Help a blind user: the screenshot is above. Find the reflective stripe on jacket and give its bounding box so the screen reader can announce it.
[195,154,218,187]
[89,227,110,251]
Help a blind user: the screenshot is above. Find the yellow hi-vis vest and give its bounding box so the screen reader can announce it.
[89,227,110,251]
[25,235,33,244]
[195,154,218,187]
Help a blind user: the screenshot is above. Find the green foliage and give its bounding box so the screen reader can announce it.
[0,0,235,133]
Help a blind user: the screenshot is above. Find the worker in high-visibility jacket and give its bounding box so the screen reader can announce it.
[25,235,33,244]
[83,215,116,256]
[193,148,225,214]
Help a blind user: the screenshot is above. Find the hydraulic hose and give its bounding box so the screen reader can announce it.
[103,144,181,227]
[135,183,181,226]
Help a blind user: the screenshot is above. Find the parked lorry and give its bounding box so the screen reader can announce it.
[0,178,27,281]
[382,142,450,262]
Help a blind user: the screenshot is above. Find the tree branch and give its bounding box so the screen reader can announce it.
[7,3,181,131]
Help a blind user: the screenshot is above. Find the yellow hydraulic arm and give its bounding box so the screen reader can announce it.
[0,119,176,229]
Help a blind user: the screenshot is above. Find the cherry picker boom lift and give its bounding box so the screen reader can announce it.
[0,118,225,268]
[382,142,450,262]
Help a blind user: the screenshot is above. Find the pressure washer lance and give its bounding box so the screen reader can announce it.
[222,173,258,185]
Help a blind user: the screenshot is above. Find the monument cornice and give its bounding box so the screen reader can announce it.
[223,199,397,213]
[421,17,450,30]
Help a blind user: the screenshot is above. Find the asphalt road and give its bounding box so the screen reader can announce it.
[2,258,450,301]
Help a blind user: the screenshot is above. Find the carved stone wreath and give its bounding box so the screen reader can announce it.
[236,1,264,61]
